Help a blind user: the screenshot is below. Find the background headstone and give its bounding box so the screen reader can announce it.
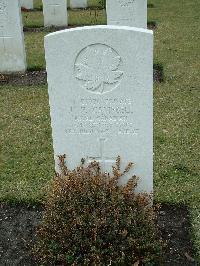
[106,0,147,28]
[42,0,68,27]
[70,0,87,8]
[45,25,153,193]
[0,0,26,72]
[20,0,34,10]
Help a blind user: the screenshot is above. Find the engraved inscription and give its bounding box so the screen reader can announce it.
[0,1,6,13]
[74,44,123,94]
[115,0,136,18]
[117,0,135,7]
[0,0,7,23]
[65,98,139,135]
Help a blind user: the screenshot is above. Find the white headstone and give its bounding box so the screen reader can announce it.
[20,0,33,10]
[42,0,68,27]
[107,0,147,28]
[45,25,153,193]
[70,0,87,8]
[0,0,26,72]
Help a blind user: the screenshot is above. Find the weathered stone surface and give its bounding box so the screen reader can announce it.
[45,25,153,193]
[20,0,33,10]
[0,0,26,72]
[70,0,87,8]
[42,0,68,27]
[107,0,147,28]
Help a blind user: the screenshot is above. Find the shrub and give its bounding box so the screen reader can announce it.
[34,155,162,265]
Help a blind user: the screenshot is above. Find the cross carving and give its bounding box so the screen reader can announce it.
[48,3,61,16]
[87,138,116,171]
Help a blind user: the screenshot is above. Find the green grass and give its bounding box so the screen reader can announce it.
[149,0,200,258]
[0,86,54,203]
[69,9,106,26]
[23,9,106,70]
[23,1,107,70]
[0,0,200,260]
[34,0,43,9]
[33,0,104,9]
[22,8,106,28]
[23,11,44,27]
[25,32,46,69]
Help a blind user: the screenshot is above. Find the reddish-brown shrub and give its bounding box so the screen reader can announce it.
[34,155,162,265]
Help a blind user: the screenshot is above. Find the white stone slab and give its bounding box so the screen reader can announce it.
[70,0,87,8]
[20,0,33,9]
[107,0,147,28]
[45,25,153,193]
[42,0,68,27]
[0,0,26,72]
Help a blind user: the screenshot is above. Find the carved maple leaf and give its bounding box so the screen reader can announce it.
[75,45,123,94]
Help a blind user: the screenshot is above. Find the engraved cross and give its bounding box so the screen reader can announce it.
[87,138,116,171]
[48,3,60,16]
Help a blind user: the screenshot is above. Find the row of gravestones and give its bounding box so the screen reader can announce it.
[21,0,88,28]
[20,0,88,10]
[44,0,147,28]
[1,0,153,194]
[23,0,147,28]
[43,0,147,28]
[0,0,147,72]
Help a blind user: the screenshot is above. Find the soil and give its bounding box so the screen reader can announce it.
[23,25,77,33]
[0,66,163,87]
[22,7,104,13]
[0,203,42,265]
[0,71,46,86]
[157,204,197,265]
[21,7,43,12]
[0,203,198,265]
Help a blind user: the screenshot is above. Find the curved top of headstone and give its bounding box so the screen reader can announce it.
[45,25,152,40]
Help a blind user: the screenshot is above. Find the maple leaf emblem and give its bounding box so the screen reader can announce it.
[74,44,123,94]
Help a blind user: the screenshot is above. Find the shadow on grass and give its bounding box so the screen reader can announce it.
[148,3,155,8]
[154,63,164,83]
[0,202,197,265]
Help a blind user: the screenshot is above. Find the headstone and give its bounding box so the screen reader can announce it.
[20,0,33,10]
[45,25,153,193]
[107,0,147,28]
[0,0,26,72]
[70,0,87,9]
[42,0,68,27]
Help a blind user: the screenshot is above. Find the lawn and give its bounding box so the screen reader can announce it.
[0,0,199,261]
[22,10,106,29]
[33,0,104,9]
[23,1,106,69]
